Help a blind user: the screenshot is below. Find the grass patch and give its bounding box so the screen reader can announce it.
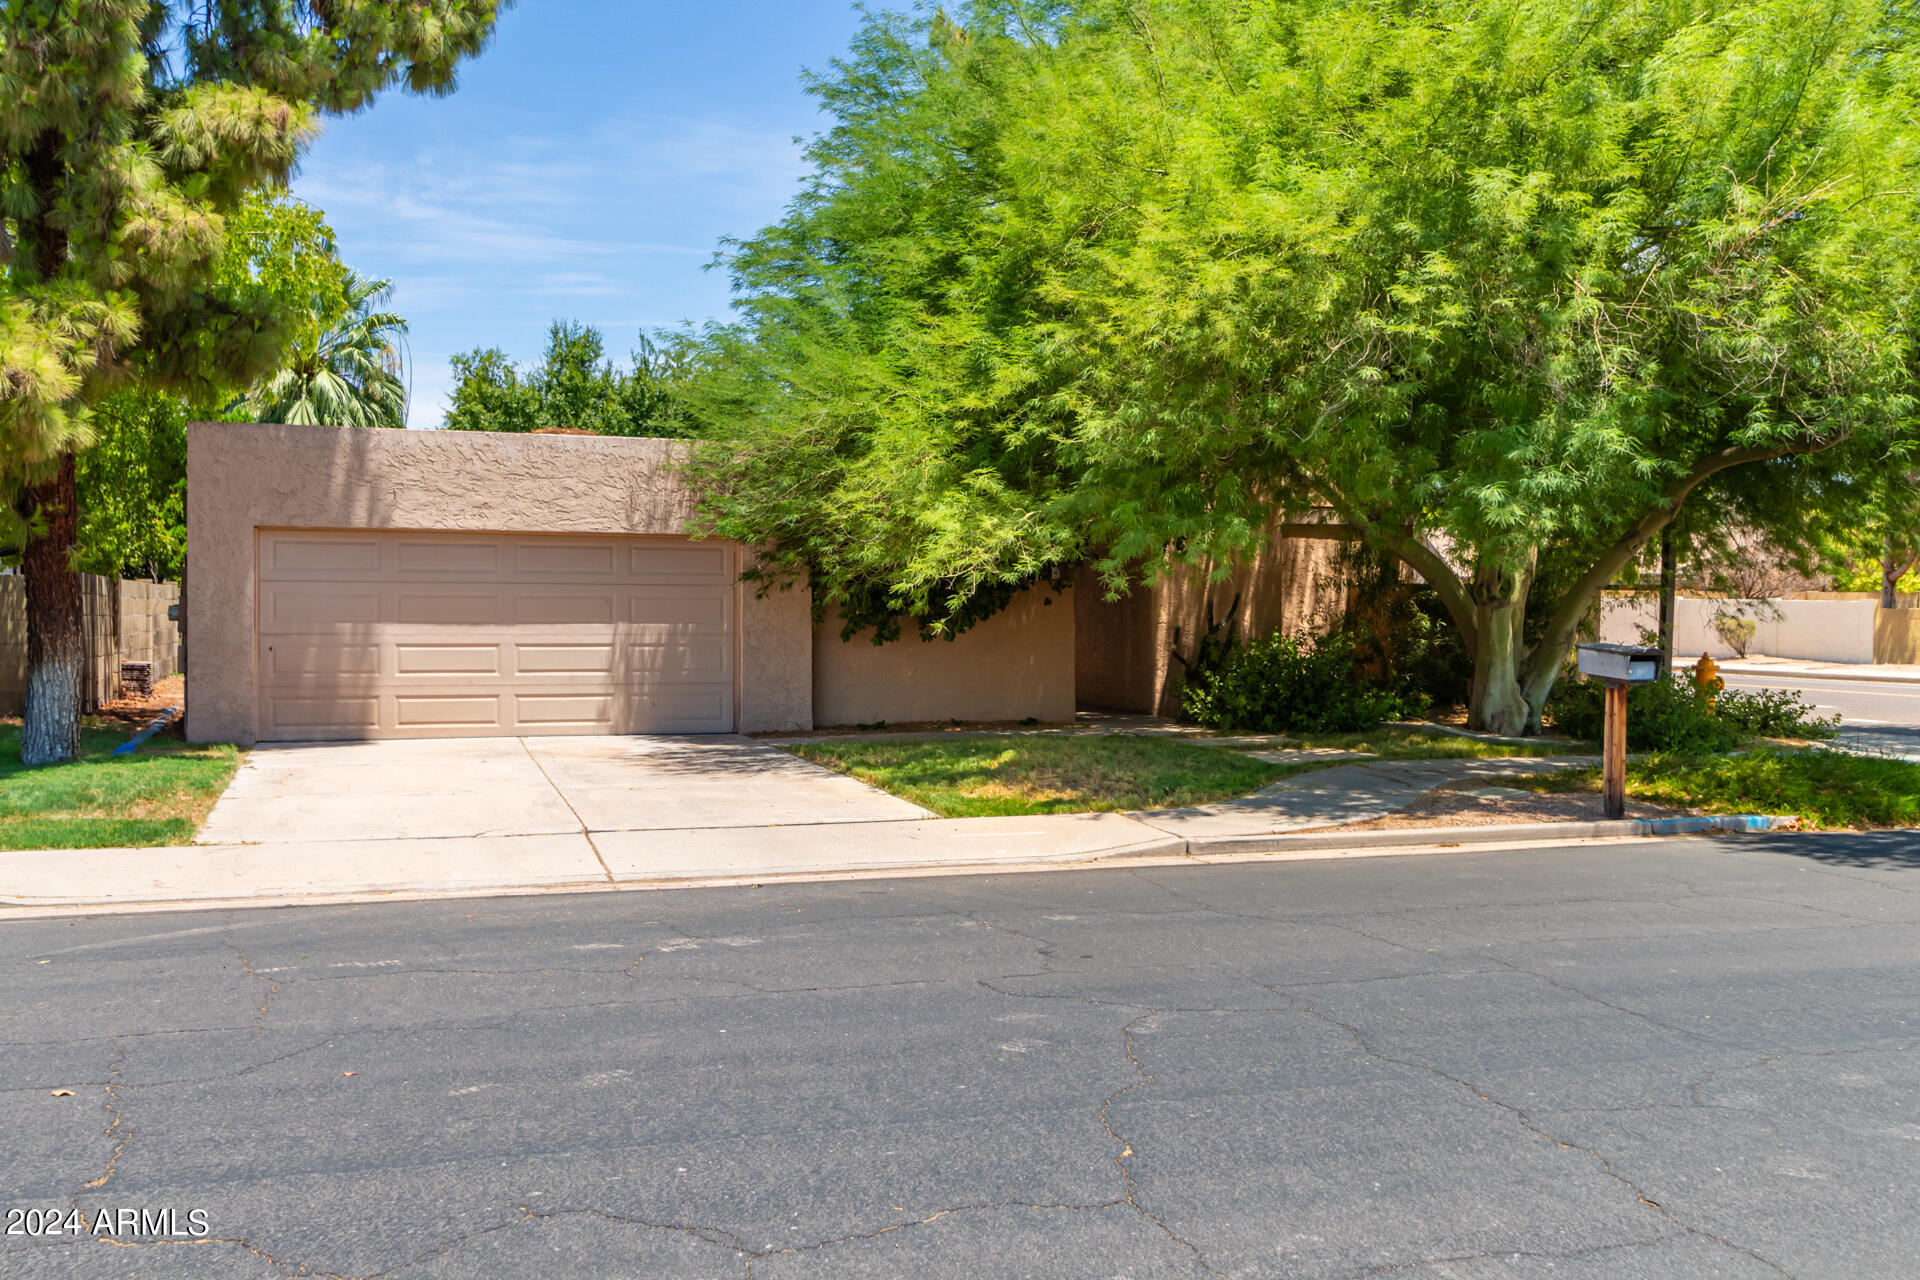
[0,722,242,850]
[787,734,1297,817]
[1283,726,1591,760]
[1487,748,1920,831]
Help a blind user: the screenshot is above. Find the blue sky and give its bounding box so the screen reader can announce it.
[295,0,870,427]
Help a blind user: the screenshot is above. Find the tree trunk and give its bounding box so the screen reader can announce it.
[1883,542,1900,610]
[20,454,84,766]
[1466,595,1532,736]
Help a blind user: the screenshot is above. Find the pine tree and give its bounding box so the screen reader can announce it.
[1,1,506,764]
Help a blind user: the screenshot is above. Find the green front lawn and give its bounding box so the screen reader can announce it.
[786,734,1297,818]
[0,723,242,850]
[1491,748,1920,831]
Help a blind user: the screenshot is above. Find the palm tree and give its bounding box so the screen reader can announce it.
[244,273,409,428]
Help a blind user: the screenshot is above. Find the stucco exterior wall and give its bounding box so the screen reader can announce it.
[813,586,1075,726]
[1074,520,1348,716]
[739,570,814,734]
[1876,609,1920,664]
[1598,595,1880,663]
[185,422,811,742]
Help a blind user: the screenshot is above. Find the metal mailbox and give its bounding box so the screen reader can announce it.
[1576,642,1663,685]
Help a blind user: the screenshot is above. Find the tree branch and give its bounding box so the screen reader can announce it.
[1521,441,1820,702]
[1281,507,1479,650]
[1279,522,1366,540]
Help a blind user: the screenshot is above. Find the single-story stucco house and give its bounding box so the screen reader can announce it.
[185,423,1339,744]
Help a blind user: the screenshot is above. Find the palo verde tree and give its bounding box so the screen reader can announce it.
[1,1,505,764]
[687,0,1920,733]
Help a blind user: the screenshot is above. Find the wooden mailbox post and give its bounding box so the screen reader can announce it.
[1574,643,1665,819]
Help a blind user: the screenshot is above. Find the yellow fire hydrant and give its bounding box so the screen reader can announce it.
[1691,653,1724,705]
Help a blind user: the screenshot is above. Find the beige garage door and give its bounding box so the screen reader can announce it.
[255,530,735,740]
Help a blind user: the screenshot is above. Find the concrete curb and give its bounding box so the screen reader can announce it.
[1179,813,1801,857]
[0,812,1807,918]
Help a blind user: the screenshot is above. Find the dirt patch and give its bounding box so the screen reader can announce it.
[93,674,185,735]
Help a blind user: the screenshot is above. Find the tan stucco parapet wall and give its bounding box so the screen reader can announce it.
[185,422,812,743]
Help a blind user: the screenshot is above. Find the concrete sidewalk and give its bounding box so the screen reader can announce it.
[0,755,1636,914]
[1130,755,1595,840]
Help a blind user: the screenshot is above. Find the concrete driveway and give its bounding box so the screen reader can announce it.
[198,735,932,847]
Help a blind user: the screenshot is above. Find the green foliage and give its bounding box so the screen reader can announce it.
[682,0,1920,734]
[74,389,187,579]
[208,191,354,367]
[1,0,505,498]
[445,323,692,436]
[1182,631,1424,735]
[1340,550,1475,707]
[1831,559,1920,595]
[1547,677,1740,754]
[1713,688,1840,741]
[785,734,1292,818]
[65,192,355,577]
[242,272,408,428]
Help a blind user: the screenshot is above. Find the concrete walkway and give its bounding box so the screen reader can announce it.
[0,752,1621,913]
[1129,755,1596,841]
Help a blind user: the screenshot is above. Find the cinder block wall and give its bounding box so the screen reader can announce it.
[119,578,183,678]
[0,578,22,713]
[0,575,181,715]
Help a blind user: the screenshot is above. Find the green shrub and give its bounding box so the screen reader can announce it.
[1182,630,1425,733]
[1546,675,1739,754]
[1712,687,1839,740]
[1712,613,1759,658]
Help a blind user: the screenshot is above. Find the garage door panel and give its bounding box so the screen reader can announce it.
[512,644,615,675]
[262,586,384,627]
[626,689,731,727]
[514,591,617,625]
[513,693,616,728]
[632,545,730,579]
[629,594,728,626]
[261,534,383,577]
[619,641,730,677]
[397,540,500,575]
[395,695,504,728]
[267,696,381,733]
[394,644,503,676]
[396,591,502,625]
[515,541,618,576]
[257,530,735,739]
[266,643,382,678]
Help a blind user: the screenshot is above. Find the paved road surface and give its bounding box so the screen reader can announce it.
[1718,671,1920,758]
[4,837,1917,1278]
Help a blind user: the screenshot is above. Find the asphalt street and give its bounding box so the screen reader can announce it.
[1718,671,1920,758]
[3,836,1917,1279]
